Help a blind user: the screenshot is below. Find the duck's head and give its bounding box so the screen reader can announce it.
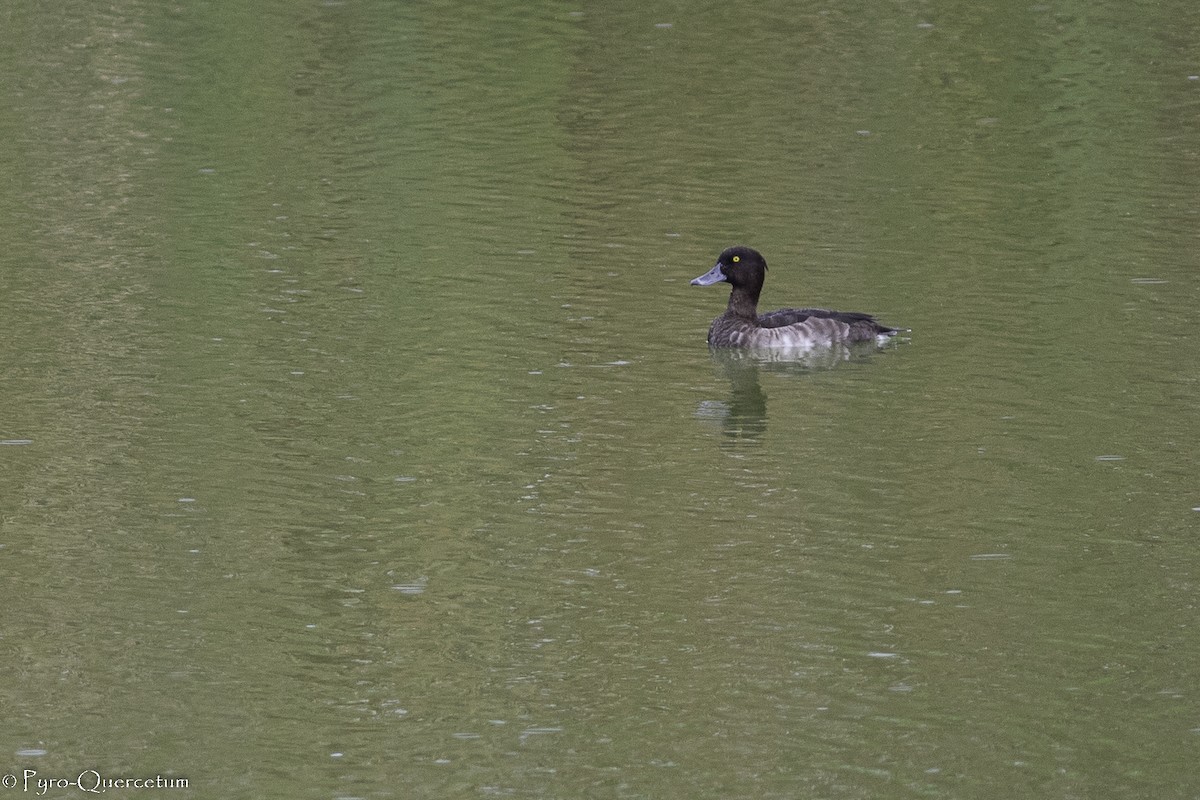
[690,246,768,289]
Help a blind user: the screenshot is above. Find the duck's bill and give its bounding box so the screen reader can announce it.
[690,263,726,286]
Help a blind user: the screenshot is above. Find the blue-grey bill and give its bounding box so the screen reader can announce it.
[690,263,726,286]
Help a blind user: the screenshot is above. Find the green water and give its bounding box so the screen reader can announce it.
[2,1,1199,797]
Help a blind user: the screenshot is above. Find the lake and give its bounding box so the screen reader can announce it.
[2,1,1199,797]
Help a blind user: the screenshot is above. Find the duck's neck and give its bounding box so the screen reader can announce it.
[726,286,760,319]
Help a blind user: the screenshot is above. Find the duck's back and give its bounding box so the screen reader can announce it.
[708,306,896,348]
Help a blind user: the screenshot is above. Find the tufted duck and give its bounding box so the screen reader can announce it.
[691,246,899,348]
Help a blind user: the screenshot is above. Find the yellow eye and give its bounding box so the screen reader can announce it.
[732,255,740,263]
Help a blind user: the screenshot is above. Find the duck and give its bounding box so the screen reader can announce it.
[691,246,899,348]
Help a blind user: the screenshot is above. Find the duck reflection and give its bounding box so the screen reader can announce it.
[696,343,889,445]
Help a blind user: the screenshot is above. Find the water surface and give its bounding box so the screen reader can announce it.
[2,1,1199,797]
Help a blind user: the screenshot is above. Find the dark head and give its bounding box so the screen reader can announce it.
[691,246,768,299]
